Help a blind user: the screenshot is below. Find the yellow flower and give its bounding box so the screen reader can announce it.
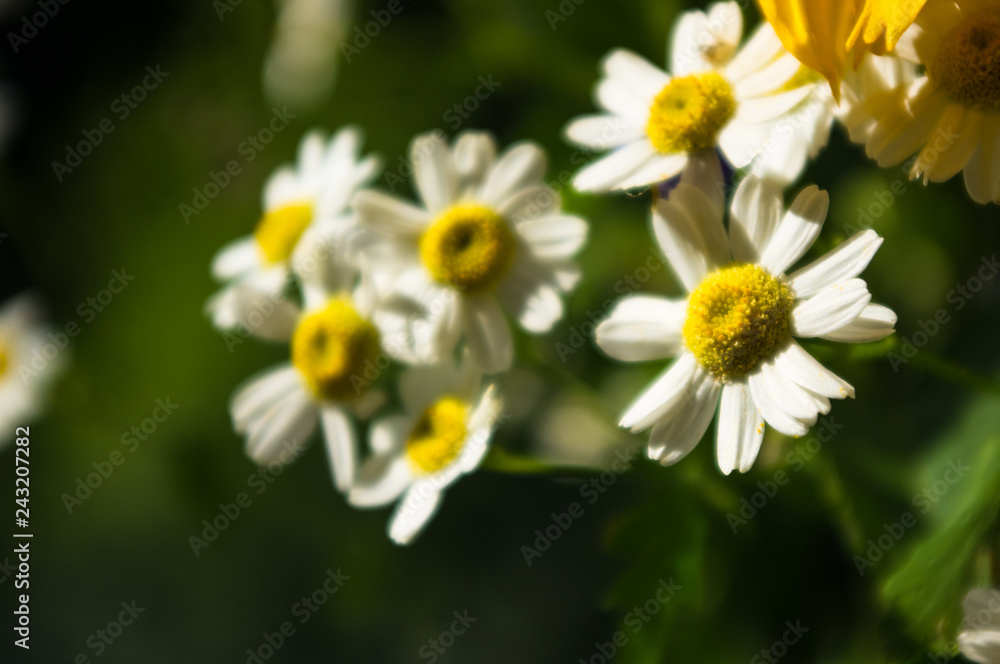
[757,0,927,96]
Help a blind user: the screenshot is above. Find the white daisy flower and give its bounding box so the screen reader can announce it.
[352,130,588,373]
[595,167,896,473]
[348,354,502,545]
[850,0,1000,204]
[207,126,380,336]
[960,588,1000,664]
[228,235,387,492]
[564,1,819,193]
[0,294,65,445]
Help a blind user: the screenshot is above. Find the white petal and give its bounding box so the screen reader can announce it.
[964,115,1000,205]
[368,414,409,455]
[614,153,688,190]
[211,237,262,280]
[596,79,649,121]
[320,406,357,492]
[791,279,872,338]
[747,368,809,438]
[619,352,700,432]
[788,230,883,298]
[595,295,686,362]
[723,22,785,81]
[398,359,462,414]
[463,295,513,373]
[963,589,1000,632]
[231,364,302,427]
[772,341,855,400]
[718,120,767,168]
[651,185,726,292]
[716,380,764,475]
[348,455,413,507]
[733,54,802,100]
[480,142,547,206]
[648,372,720,466]
[564,114,644,149]
[452,131,497,185]
[679,150,725,218]
[818,303,897,343]
[244,385,319,466]
[496,259,564,334]
[205,279,300,341]
[517,214,588,259]
[411,133,456,214]
[960,630,1000,664]
[602,48,670,99]
[759,185,829,275]
[572,140,658,193]
[760,360,824,423]
[728,175,784,264]
[498,185,561,221]
[389,484,442,545]
[353,190,431,237]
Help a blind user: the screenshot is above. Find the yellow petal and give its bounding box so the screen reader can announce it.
[756,0,856,99]
[847,0,928,55]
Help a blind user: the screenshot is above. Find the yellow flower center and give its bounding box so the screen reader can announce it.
[0,344,8,378]
[291,299,381,401]
[419,204,515,293]
[647,72,736,154]
[683,264,795,381]
[405,396,469,474]
[254,203,314,264]
[929,9,1000,109]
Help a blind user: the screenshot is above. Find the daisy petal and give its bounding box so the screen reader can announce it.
[572,141,658,193]
[353,190,432,237]
[212,237,261,280]
[231,364,302,427]
[412,133,456,214]
[496,259,564,333]
[759,185,829,275]
[818,303,897,343]
[614,153,688,190]
[648,372,720,466]
[651,186,724,292]
[564,115,645,149]
[349,456,413,507]
[680,150,726,217]
[464,295,514,373]
[517,214,588,259]
[390,484,442,545]
[245,387,318,466]
[620,352,700,432]
[716,380,765,475]
[480,142,547,206]
[596,295,687,362]
[602,48,671,98]
[960,630,1000,664]
[788,230,884,298]
[964,115,1000,204]
[320,406,357,492]
[747,367,809,438]
[772,341,855,399]
[729,176,783,264]
[791,278,872,338]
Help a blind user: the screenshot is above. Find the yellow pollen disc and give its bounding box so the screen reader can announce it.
[420,204,516,294]
[291,299,381,401]
[683,264,794,381]
[405,396,469,474]
[254,203,314,264]
[646,72,736,154]
[929,9,1000,109]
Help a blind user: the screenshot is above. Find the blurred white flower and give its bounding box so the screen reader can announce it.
[595,164,895,473]
[206,126,380,337]
[353,130,588,373]
[960,588,1000,664]
[348,354,502,545]
[564,1,825,193]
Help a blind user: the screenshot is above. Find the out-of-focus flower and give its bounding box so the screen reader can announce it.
[263,0,350,110]
[353,130,588,373]
[206,126,380,335]
[348,354,501,545]
[757,0,928,94]
[228,234,387,492]
[595,166,895,474]
[0,294,65,443]
[843,1,1000,204]
[564,1,821,193]
[959,588,1000,663]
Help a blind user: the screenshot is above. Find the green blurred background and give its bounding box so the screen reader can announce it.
[1,0,1000,661]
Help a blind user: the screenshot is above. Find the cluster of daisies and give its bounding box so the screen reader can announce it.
[207,0,1000,545]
